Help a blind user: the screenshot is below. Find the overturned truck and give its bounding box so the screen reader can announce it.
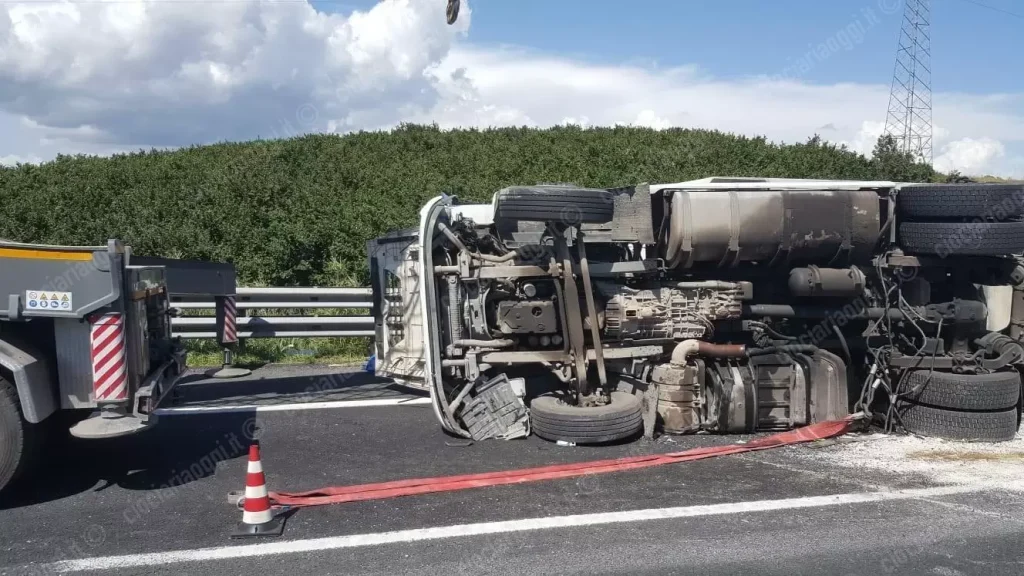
[369,179,1024,444]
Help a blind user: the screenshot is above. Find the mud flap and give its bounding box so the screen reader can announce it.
[457,374,529,441]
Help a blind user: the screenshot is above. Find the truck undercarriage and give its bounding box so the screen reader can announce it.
[370,178,1024,444]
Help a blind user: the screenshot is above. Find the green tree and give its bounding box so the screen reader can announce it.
[870,134,935,182]
[0,126,939,285]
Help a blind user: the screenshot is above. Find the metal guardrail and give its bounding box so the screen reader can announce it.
[170,287,374,339]
[171,287,372,309]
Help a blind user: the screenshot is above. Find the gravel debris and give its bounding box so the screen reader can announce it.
[799,430,1024,486]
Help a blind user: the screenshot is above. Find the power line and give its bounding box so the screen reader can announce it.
[950,0,1024,20]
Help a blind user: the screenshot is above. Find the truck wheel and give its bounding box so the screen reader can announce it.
[898,221,1024,256]
[0,376,41,494]
[530,391,642,444]
[901,370,1021,411]
[494,185,615,225]
[446,0,459,24]
[897,184,1024,219]
[898,402,1019,442]
[1014,376,1022,431]
[1017,388,1022,431]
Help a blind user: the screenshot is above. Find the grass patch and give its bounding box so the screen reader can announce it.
[185,337,371,368]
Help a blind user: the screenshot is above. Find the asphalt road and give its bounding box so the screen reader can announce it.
[1,365,1022,575]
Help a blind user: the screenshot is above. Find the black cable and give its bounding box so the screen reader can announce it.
[874,260,897,354]
[854,351,877,414]
[831,321,853,367]
[862,346,890,414]
[748,320,798,342]
[897,288,929,357]
[951,0,1024,19]
[875,216,893,249]
[906,317,944,398]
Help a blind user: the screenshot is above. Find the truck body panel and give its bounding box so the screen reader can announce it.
[0,240,124,321]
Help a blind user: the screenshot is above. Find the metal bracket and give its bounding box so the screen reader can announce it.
[553,230,590,396]
[576,231,607,390]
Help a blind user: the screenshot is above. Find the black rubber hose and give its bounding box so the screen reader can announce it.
[875,215,893,247]
[831,321,853,367]
[745,344,819,356]
[743,304,904,320]
[749,321,798,341]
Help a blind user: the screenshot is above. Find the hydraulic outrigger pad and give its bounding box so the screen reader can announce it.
[70,405,150,439]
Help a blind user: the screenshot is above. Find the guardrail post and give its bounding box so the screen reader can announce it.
[212,295,251,378]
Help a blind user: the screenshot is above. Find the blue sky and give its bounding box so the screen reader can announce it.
[317,0,1023,93]
[2,0,1022,176]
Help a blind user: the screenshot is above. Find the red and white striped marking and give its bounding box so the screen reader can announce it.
[241,444,274,526]
[90,312,128,402]
[220,296,238,345]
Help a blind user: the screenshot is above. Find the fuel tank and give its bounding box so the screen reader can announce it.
[663,189,880,269]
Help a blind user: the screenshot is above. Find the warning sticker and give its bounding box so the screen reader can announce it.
[26,290,72,311]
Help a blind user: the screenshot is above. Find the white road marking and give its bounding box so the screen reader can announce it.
[43,483,1010,573]
[153,396,431,415]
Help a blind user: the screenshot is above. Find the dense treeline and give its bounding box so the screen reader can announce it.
[0,125,936,286]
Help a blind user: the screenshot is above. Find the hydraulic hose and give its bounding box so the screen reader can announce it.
[670,340,746,366]
[744,344,819,357]
[744,304,904,320]
[670,339,820,365]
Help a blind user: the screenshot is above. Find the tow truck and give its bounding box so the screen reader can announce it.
[0,239,234,493]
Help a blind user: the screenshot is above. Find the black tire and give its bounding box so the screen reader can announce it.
[898,221,1024,256]
[898,402,1019,442]
[901,370,1021,411]
[897,184,1024,220]
[1016,387,1022,431]
[530,391,642,444]
[0,375,41,494]
[446,0,460,25]
[494,185,615,225]
[1013,373,1022,431]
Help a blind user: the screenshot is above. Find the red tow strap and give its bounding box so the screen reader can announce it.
[269,417,858,508]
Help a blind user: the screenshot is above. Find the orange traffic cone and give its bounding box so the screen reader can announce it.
[231,443,285,538]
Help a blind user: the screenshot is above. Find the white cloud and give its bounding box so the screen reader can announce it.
[560,115,591,128]
[628,110,672,130]
[1,0,1023,179]
[412,46,1024,177]
[0,0,469,149]
[845,120,886,157]
[934,137,1007,176]
[0,153,41,166]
